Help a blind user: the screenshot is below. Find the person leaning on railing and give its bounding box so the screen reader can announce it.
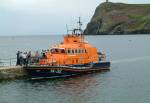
[16,51,29,66]
[16,51,21,66]
[27,51,31,65]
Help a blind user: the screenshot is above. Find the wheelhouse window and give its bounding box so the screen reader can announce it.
[75,49,78,54]
[72,50,74,54]
[79,49,81,53]
[82,49,84,53]
[50,48,65,54]
[66,49,87,54]
[85,49,87,53]
[67,49,71,54]
[61,49,65,53]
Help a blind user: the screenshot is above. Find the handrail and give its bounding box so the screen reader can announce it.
[0,58,16,60]
[0,58,17,67]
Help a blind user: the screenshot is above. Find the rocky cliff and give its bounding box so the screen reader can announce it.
[84,2,150,35]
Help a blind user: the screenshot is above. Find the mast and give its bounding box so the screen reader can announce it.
[77,17,83,34]
[78,17,82,32]
[77,17,84,43]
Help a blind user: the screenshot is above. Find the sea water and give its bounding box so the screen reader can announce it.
[0,35,150,103]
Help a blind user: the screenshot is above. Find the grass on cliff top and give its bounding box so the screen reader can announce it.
[127,14,150,31]
[101,2,150,14]
[128,14,150,21]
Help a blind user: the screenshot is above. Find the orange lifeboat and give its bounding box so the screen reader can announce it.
[24,18,110,79]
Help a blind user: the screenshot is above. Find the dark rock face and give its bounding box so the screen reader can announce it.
[84,2,150,35]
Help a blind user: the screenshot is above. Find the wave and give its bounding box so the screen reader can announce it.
[111,56,150,64]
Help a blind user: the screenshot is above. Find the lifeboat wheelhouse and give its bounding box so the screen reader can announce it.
[39,33,100,66]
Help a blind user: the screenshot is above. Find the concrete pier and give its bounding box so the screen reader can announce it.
[0,66,27,80]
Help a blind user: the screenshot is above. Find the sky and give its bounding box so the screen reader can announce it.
[0,0,149,36]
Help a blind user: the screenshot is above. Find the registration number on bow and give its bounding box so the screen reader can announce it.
[50,69,62,73]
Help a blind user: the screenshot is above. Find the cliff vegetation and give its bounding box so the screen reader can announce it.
[84,2,150,35]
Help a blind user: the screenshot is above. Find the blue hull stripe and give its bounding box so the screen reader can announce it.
[25,62,110,79]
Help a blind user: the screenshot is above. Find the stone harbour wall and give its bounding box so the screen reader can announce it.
[0,66,27,80]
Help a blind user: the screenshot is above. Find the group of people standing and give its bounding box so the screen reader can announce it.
[16,50,47,66]
[16,51,31,66]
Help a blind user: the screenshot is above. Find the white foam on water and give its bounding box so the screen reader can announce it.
[112,56,150,64]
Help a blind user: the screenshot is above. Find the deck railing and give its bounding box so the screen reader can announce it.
[0,58,16,67]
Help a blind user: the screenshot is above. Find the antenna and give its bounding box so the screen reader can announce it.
[77,17,84,44]
[77,17,83,34]
[77,17,82,30]
[66,17,83,35]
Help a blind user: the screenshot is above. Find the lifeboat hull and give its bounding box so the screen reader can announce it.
[24,62,110,79]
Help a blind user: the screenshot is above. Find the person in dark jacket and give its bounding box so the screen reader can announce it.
[27,51,31,65]
[16,51,21,66]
